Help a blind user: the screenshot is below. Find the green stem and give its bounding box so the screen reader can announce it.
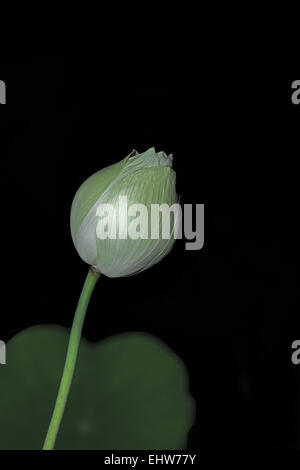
[43,267,100,450]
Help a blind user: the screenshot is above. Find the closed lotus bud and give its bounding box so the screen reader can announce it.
[70,147,179,277]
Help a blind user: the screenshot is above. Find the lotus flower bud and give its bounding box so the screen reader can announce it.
[70,147,178,277]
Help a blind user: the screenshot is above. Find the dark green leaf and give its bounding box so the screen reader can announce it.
[0,326,195,449]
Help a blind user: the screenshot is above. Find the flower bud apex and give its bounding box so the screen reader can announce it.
[70,147,178,277]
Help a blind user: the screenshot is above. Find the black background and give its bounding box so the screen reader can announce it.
[0,57,299,450]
